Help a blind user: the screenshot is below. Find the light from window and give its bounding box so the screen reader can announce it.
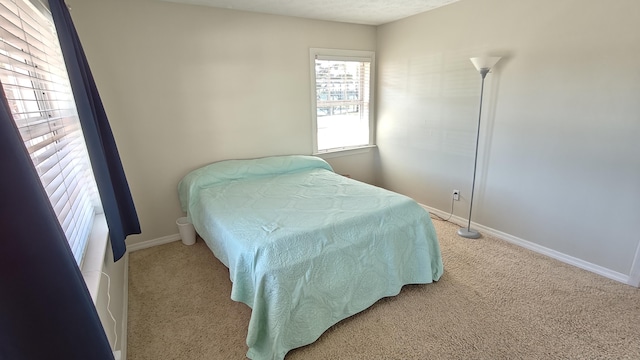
[0,0,101,266]
[311,49,374,153]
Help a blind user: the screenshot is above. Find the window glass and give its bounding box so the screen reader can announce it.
[311,49,374,153]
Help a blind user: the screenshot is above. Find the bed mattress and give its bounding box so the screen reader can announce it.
[178,155,443,359]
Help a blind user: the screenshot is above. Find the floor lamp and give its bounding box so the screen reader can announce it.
[458,56,501,239]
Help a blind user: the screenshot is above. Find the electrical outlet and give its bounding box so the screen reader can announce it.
[452,189,460,201]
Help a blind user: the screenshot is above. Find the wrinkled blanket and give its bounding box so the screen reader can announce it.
[178,155,443,360]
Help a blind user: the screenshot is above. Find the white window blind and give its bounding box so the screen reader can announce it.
[311,49,374,153]
[0,0,101,266]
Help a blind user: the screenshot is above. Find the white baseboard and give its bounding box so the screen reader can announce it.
[629,242,640,287]
[127,233,181,252]
[125,211,639,289]
[420,204,632,286]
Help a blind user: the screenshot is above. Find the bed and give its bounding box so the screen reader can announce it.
[178,155,443,360]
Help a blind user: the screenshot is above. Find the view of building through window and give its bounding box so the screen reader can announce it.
[314,57,371,152]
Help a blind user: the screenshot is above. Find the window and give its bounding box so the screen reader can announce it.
[310,48,375,154]
[0,0,101,266]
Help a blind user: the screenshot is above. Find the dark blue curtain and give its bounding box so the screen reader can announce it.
[0,87,114,359]
[49,0,141,261]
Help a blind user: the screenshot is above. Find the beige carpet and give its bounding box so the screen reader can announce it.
[127,219,640,359]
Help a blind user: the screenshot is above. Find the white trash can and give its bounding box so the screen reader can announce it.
[176,217,196,245]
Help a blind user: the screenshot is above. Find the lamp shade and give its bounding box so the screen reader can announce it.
[470,56,501,72]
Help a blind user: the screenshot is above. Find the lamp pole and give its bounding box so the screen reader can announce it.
[458,57,500,239]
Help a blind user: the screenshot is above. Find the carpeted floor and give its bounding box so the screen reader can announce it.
[127,219,640,359]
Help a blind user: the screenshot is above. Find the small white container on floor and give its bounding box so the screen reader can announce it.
[176,217,196,245]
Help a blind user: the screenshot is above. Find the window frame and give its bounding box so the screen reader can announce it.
[310,48,376,155]
[0,0,102,267]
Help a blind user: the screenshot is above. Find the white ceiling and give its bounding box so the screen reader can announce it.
[160,0,460,25]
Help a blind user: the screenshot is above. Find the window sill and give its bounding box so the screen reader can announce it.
[81,213,109,304]
[313,145,377,159]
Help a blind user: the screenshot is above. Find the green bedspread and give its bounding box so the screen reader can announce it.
[178,155,443,360]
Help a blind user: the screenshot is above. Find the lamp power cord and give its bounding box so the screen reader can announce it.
[430,195,455,223]
[100,271,118,352]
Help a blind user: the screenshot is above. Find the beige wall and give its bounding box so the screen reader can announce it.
[68,0,377,244]
[376,0,640,275]
[69,0,639,278]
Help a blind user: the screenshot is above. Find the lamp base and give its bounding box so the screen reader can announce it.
[457,227,481,239]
